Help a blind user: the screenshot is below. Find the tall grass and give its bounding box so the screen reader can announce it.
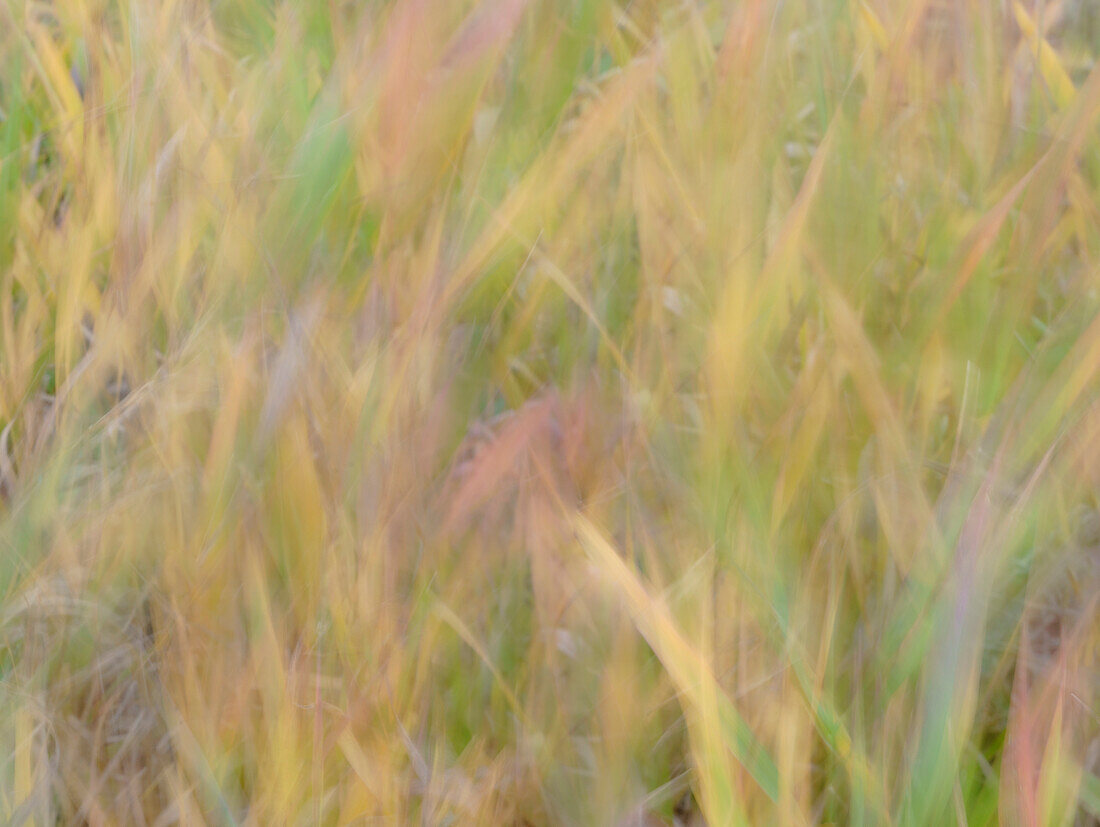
[0,0,1098,823]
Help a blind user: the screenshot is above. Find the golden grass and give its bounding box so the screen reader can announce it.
[0,0,1098,824]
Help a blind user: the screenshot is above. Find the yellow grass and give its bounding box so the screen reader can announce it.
[0,0,1098,824]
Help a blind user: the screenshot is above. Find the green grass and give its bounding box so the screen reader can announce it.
[0,0,1099,824]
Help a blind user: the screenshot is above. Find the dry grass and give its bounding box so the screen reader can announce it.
[0,0,1098,824]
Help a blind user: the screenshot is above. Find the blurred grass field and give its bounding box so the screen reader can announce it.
[1,0,1099,823]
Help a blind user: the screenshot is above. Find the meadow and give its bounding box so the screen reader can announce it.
[0,0,1098,823]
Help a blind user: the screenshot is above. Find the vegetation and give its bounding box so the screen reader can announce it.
[1,0,1098,823]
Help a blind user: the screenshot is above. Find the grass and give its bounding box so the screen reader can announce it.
[0,0,1099,823]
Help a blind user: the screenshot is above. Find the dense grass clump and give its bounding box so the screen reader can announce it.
[1,0,1098,824]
